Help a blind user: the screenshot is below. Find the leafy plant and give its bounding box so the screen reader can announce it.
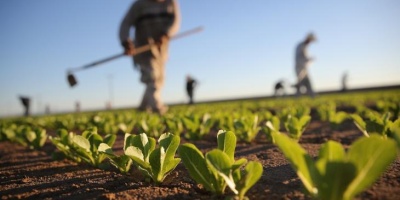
[271,131,397,200]
[23,126,48,149]
[181,113,215,140]
[178,130,263,199]
[2,124,47,149]
[351,112,400,139]
[69,127,116,167]
[283,115,311,141]
[165,116,184,136]
[124,132,181,184]
[262,116,280,143]
[135,114,166,138]
[233,114,261,143]
[49,129,81,162]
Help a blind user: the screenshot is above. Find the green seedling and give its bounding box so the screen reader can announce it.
[50,129,81,162]
[70,127,116,167]
[124,132,181,184]
[233,114,261,143]
[262,116,280,143]
[135,115,165,138]
[3,124,47,150]
[23,126,48,149]
[178,130,263,199]
[181,113,215,140]
[272,131,397,200]
[284,115,311,141]
[165,117,184,136]
[351,112,400,139]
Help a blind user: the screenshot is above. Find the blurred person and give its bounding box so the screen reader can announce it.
[341,72,348,92]
[294,33,317,97]
[274,79,286,97]
[45,105,50,115]
[19,96,30,116]
[75,101,80,113]
[186,75,197,104]
[119,0,181,114]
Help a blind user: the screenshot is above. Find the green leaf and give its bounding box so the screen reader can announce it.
[159,133,181,178]
[178,143,215,192]
[271,131,317,195]
[390,126,400,148]
[299,115,311,132]
[206,149,234,194]
[104,134,116,147]
[318,162,357,200]
[125,146,151,170]
[158,133,180,161]
[131,133,156,161]
[217,130,236,162]
[26,131,36,142]
[149,147,163,183]
[73,135,91,152]
[236,161,263,200]
[232,158,247,171]
[98,143,116,158]
[350,114,369,137]
[344,135,397,200]
[315,141,346,175]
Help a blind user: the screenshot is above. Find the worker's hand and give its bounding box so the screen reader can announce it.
[154,34,169,46]
[160,34,169,45]
[122,39,135,56]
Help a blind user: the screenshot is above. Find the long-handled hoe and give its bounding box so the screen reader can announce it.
[67,26,203,87]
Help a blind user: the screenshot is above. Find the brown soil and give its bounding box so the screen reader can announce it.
[1,119,399,200]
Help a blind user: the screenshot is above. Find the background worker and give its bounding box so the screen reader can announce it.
[119,0,181,114]
[186,75,197,104]
[19,96,30,117]
[294,33,317,97]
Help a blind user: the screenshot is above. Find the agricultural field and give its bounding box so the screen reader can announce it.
[1,89,400,200]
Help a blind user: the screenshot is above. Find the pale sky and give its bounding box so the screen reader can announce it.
[1,0,399,117]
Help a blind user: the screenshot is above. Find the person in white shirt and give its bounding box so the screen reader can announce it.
[294,33,316,97]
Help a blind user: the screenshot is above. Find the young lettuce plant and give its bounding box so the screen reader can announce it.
[262,116,280,143]
[124,132,181,184]
[49,129,81,162]
[182,113,215,140]
[350,112,400,139]
[199,113,215,137]
[71,127,116,167]
[271,131,397,200]
[135,114,166,138]
[233,114,261,143]
[6,125,47,149]
[283,115,311,141]
[165,116,184,136]
[23,126,48,149]
[178,130,263,199]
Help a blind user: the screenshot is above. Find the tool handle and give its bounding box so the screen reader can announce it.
[69,26,203,72]
[79,53,125,70]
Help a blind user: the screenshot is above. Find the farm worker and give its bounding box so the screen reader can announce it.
[186,75,197,104]
[294,32,316,97]
[341,71,348,92]
[274,79,286,97]
[19,96,30,116]
[119,0,181,114]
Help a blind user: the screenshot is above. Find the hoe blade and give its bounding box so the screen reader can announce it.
[67,73,77,87]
